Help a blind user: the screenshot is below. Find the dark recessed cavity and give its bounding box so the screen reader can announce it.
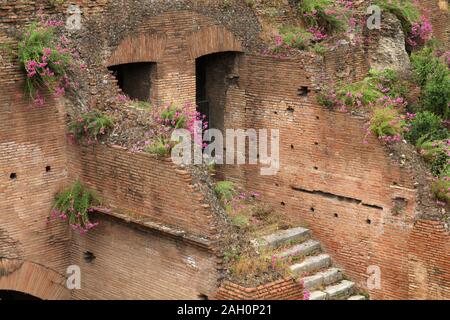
[281,202,286,206]
[298,86,310,97]
[10,173,17,180]
[84,251,96,263]
[46,166,51,172]
[334,213,339,218]
[366,219,372,225]
[310,207,315,212]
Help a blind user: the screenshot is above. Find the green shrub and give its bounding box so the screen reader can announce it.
[69,110,114,142]
[410,47,450,119]
[145,137,172,156]
[297,0,345,32]
[18,20,72,105]
[405,111,449,144]
[431,177,450,204]
[50,180,100,234]
[416,138,450,176]
[411,47,439,87]
[279,26,312,50]
[214,181,236,202]
[375,0,420,34]
[369,107,405,141]
[421,63,450,120]
[232,214,250,228]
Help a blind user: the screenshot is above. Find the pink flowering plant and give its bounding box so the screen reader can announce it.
[18,19,73,106]
[68,110,114,143]
[49,180,100,235]
[297,0,349,33]
[144,102,208,156]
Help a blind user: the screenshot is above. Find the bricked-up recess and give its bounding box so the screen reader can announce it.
[0,0,449,300]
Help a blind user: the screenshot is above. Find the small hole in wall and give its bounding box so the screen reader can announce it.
[310,207,315,213]
[10,173,17,180]
[366,219,372,225]
[334,213,339,218]
[313,166,319,171]
[198,294,209,301]
[275,183,280,187]
[84,251,96,263]
[281,202,286,206]
[316,116,320,120]
[298,86,310,97]
[274,111,278,115]
[287,106,295,112]
[46,166,51,172]
[314,142,319,146]
[291,144,295,150]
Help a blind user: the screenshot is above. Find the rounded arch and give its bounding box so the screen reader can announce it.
[188,25,243,59]
[107,33,167,67]
[0,260,70,300]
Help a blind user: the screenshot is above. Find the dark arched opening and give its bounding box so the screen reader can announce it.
[195,52,241,132]
[108,62,156,102]
[0,290,41,301]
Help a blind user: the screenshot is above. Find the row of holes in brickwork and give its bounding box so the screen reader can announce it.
[9,166,51,180]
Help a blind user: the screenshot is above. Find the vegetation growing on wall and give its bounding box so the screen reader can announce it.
[318,42,450,204]
[68,110,114,143]
[18,19,74,106]
[49,180,100,234]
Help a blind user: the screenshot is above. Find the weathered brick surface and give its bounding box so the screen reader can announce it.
[1,1,449,301]
[215,278,303,300]
[0,34,71,299]
[70,213,220,300]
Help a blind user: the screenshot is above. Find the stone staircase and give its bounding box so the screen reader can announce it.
[253,227,367,301]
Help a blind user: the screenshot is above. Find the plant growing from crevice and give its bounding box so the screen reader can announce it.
[405,111,449,144]
[18,19,73,106]
[48,180,101,234]
[297,0,347,33]
[68,110,114,143]
[143,102,208,156]
[368,106,405,143]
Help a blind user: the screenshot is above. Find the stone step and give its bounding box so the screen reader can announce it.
[324,280,355,300]
[309,290,327,300]
[300,267,343,290]
[290,254,331,275]
[348,295,367,301]
[273,240,321,261]
[253,227,311,249]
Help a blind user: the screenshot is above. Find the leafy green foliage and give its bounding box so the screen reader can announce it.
[214,181,237,202]
[431,177,450,204]
[297,0,345,32]
[18,21,72,105]
[144,137,172,156]
[51,180,101,234]
[375,0,420,34]
[405,111,449,144]
[278,26,312,50]
[411,47,450,120]
[69,110,114,142]
[369,107,405,140]
[416,138,450,177]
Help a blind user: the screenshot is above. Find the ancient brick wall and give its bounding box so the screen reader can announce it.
[0,33,71,299]
[215,278,303,300]
[70,213,220,300]
[219,54,450,300]
[67,144,220,238]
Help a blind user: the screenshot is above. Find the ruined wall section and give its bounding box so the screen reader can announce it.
[70,213,220,300]
[0,33,71,299]
[220,53,450,300]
